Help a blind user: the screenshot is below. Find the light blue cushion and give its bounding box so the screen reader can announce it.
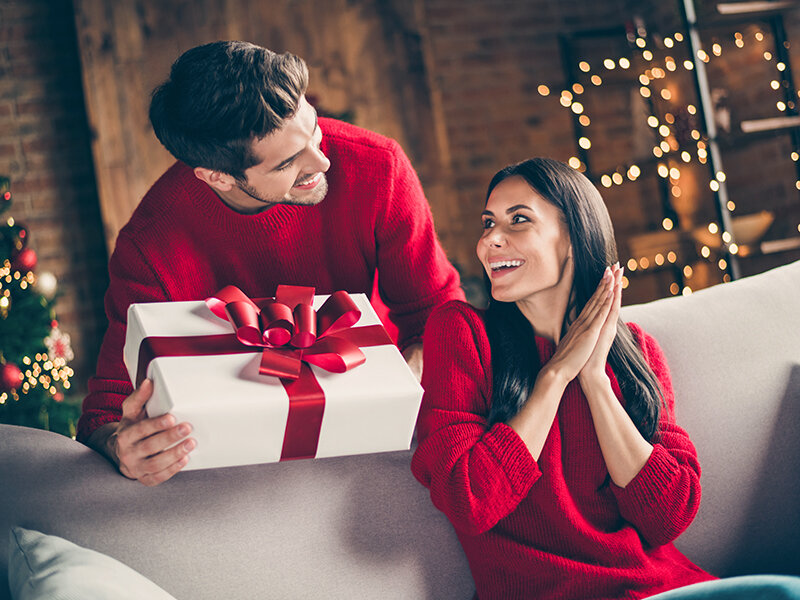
[8,527,177,600]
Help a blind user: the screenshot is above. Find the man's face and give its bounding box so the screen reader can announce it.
[224,96,331,213]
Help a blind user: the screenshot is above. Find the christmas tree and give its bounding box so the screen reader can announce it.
[0,176,77,437]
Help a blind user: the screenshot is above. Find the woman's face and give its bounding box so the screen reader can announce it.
[477,176,573,305]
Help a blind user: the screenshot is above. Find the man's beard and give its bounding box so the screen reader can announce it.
[236,174,329,208]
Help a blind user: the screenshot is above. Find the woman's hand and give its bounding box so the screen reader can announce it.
[541,266,615,386]
[579,263,623,384]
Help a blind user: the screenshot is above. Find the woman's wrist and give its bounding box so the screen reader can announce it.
[578,369,614,403]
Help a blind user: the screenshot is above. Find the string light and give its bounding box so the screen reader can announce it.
[532,26,799,300]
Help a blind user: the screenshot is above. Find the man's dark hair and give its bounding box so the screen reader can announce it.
[149,41,308,180]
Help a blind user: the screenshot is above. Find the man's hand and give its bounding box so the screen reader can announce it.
[402,342,423,382]
[87,379,195,486]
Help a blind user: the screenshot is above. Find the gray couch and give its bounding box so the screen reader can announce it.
[2,260,799,599]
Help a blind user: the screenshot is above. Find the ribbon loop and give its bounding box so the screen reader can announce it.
[292,303,316,348]
[259,300,294,347]
[302,336,366,373]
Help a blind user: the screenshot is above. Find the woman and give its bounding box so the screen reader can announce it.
[411,158,800,599]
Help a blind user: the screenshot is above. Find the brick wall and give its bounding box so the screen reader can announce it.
[0,0,109,395]
[418,0,800,300]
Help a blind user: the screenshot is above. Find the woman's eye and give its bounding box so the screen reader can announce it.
[511,214,529,224]
[481,219,494,230]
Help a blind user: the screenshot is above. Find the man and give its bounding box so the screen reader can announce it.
[78,41,463,486]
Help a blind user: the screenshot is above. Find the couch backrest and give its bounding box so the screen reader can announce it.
[621,259,800,577]
[0,425,474,600]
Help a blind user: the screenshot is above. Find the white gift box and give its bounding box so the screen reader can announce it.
[123,293,423,471]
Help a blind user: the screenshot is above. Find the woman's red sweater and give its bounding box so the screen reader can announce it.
[411,301,715,599]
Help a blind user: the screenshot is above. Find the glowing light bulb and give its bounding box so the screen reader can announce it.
[538,85,550,96]
[662,218,674,231]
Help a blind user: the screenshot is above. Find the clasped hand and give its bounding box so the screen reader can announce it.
[543,264,624,386]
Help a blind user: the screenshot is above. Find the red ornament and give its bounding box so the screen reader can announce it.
[0,363,24,392]
[13,247,37,272]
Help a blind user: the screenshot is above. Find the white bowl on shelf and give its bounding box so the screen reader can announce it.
[692,211,774,248]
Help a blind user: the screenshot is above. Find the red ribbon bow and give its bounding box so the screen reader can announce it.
[205,285,369,381]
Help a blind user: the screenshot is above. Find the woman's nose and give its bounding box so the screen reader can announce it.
[484,227,505,247]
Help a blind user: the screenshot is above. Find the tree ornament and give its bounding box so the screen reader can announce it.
[7,223,28,255]
[0,295,9,319]
[0,176,10,214]
[44,326,74,362]
[0,363,23,392]
[13,247,37,272]
[34,271,58,299]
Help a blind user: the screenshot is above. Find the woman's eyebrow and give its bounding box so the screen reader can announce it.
[506,204,534,213]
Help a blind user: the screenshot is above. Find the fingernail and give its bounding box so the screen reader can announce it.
[178,423,192,436]
[184,439,196,451]
[161,415,175,427]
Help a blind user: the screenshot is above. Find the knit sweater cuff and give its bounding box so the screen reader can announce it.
[484,422,542,495]
[611,443,677,510]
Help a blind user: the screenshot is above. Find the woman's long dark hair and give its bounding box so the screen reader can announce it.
[484,158,663,442]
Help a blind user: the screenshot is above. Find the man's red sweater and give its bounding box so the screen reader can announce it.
[77,118,463,442]
[411,301,715,600]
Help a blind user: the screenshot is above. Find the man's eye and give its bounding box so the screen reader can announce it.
[276,161,294,172]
